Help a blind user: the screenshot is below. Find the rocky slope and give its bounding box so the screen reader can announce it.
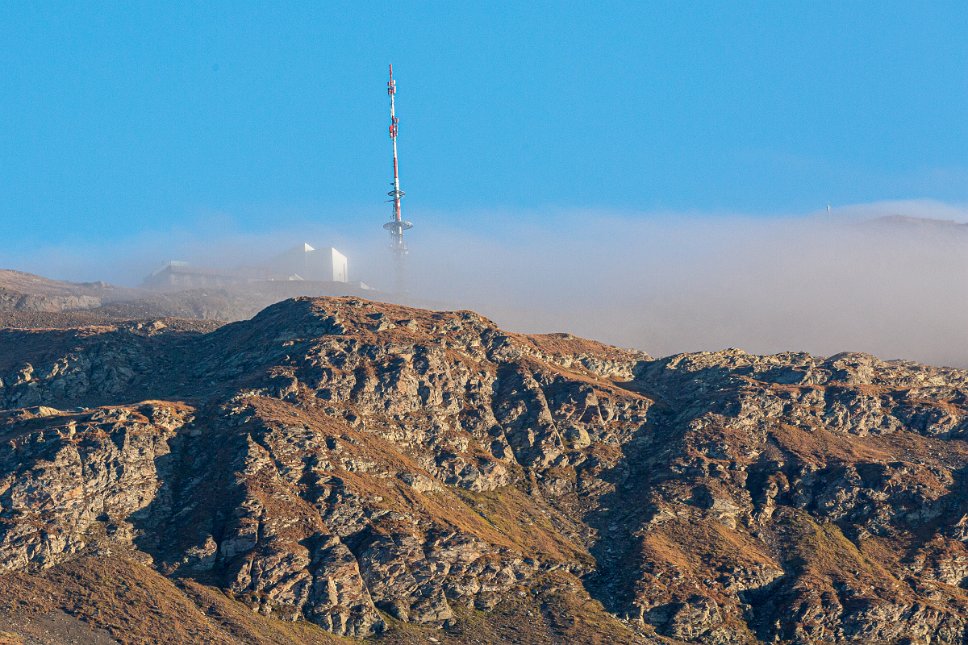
[1,296,967,643]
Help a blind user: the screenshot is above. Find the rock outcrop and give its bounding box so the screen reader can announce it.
[1,296,967,643]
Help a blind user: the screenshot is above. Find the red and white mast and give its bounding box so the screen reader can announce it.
[383,64,412,291]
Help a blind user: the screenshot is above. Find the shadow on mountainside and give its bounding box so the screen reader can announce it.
[580,362,687,619]
[580,358,755,630]
[129,404,250,586]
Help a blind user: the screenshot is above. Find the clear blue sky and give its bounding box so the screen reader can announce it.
[1,1,966,250]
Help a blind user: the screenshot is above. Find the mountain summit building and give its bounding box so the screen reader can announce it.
[270,244,348,282]
[144,243,359,290]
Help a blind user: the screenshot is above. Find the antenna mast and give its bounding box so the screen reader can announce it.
[383,64,413,293]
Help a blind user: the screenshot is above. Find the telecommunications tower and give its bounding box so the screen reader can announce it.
[383,64,413,293]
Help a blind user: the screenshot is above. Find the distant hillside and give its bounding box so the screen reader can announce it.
[864,214,968,232]
[0,269,108,311]
[0,268,382,329]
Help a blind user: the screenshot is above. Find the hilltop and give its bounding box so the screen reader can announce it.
[0,296,967,643]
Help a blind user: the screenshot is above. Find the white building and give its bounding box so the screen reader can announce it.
[143,243,361,291]
[270,244,348,283]
[144,261,254,289]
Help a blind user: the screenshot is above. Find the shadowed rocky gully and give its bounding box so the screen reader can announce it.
[1,296,968,644]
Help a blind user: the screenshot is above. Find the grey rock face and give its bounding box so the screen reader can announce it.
[1,296,967,642]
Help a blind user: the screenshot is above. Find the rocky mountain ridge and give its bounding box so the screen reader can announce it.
[1,296,967,644]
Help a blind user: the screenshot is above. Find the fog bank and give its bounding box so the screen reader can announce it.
[5,199,967,368]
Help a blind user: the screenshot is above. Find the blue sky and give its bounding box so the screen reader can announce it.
[1,1,966,254]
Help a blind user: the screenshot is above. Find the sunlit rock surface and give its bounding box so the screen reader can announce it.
[1,296,967,643]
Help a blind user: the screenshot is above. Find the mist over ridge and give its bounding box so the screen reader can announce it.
[3,198,966,368]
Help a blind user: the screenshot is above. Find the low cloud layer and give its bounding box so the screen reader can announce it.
[400,200,968,368]
[5,199,968,368]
